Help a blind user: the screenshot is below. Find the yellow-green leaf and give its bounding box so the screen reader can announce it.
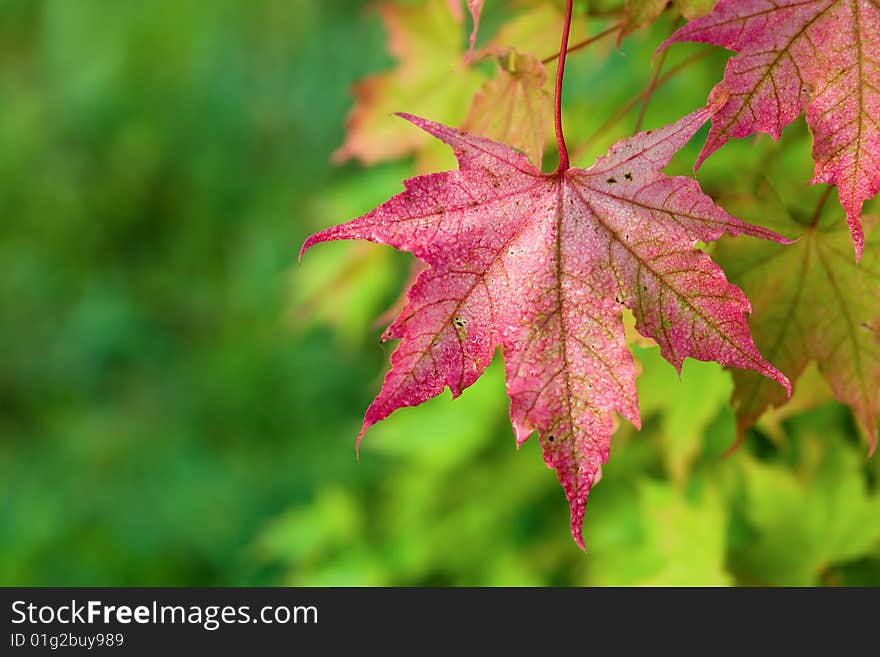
[622,0,668,36]
[461,49,550,166]
[635,345,732,483]
[585,480,731,586]
[672,0,716,20]
[732,437,880,586]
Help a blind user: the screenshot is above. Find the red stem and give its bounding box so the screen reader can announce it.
[554,0,574,173]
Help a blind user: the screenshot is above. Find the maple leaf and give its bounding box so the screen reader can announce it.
[461,48,551,166]
[733,439,880,585]
[301,102,790,548]
[714,186,880,453]
[661,0,880,259]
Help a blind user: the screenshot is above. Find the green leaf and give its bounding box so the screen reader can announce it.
[295,165,413,344]
[635,345,732,482]
[585,479,731,585]
[731,436,880,586]
[715,186,880,450]
[365,357,506,469]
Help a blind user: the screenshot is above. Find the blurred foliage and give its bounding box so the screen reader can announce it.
[1,0,878,586]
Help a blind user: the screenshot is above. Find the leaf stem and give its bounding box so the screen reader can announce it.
[554,0,574,173]
[634,20,682,133]
[633,48,666,133]
[570,48,712,163]
[541,24,619,65]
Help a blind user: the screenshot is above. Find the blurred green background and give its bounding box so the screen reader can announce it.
[2,0,879,586]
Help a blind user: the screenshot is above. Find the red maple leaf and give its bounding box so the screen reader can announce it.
[662,0,880,260]
[301,102,791,548]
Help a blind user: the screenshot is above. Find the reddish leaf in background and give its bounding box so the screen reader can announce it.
[446,0,464,22]
[662,0,880,260]
[301,102,791,548]
[466,0,484,61]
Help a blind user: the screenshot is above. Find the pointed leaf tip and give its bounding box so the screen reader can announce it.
[778,371,792,398]
[355,423,369,461]
[573,526,586,551]
[354,410,376,460]
[848,216,865,262]
[394,111,462,143]
[298,233,326,263]
[298,237,313,263]
[723,432,747,459]
[706,86,730,114]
